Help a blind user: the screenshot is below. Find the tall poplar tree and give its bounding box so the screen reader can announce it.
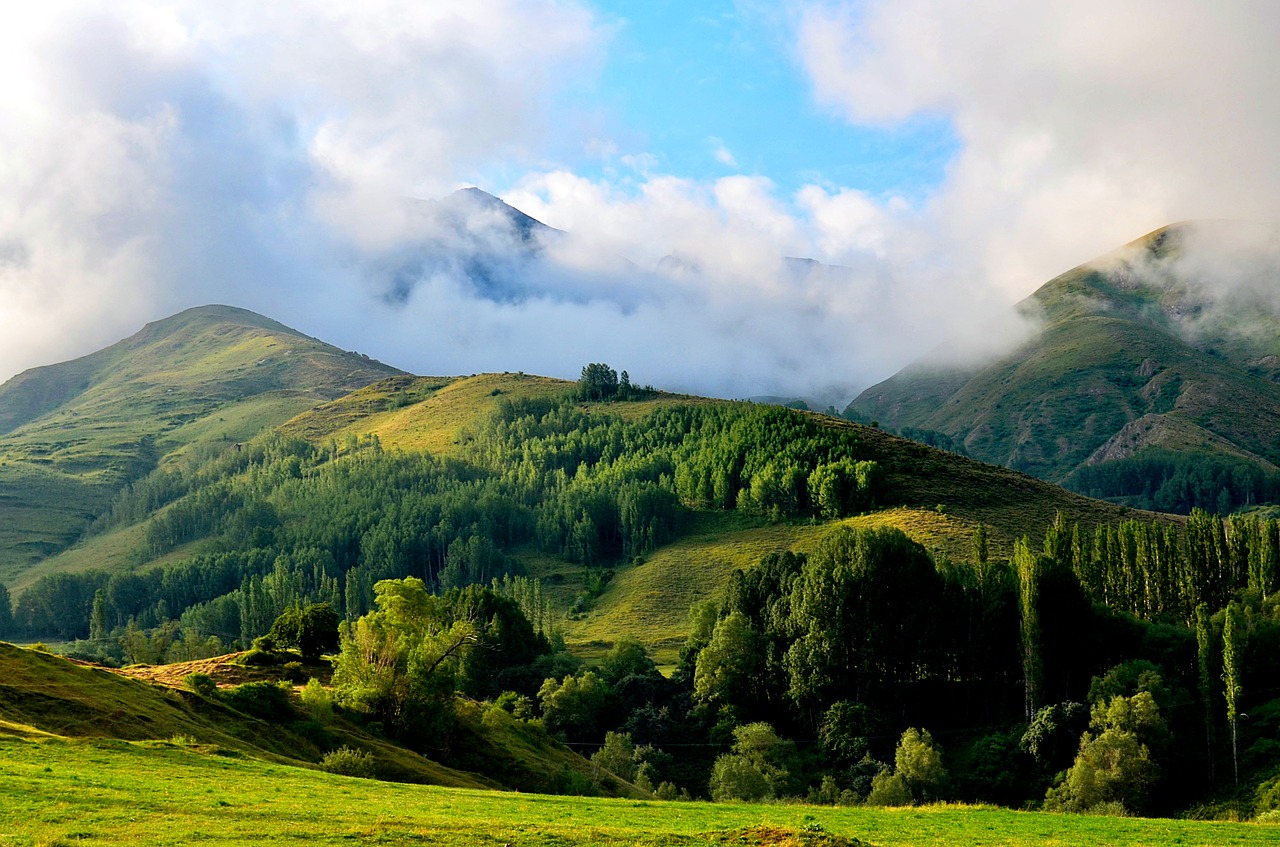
[1194,603,1215,782]
[1015,537,1042,721]
[971,524,989,581]
[1222,603,1245,786]
[0,582,12,638]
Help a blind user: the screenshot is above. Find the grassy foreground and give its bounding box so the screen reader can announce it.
[1,733,1273,847]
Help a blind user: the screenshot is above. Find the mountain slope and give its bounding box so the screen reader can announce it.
[848,222,1280,509]
[0,305,401,581]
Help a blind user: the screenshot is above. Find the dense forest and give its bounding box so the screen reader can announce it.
[1065,448,1280,515]
[263,509,1280,816]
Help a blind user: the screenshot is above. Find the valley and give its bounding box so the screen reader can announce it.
[1,240,1278,840]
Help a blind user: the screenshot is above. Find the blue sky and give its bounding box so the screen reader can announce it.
[584,0,957,201]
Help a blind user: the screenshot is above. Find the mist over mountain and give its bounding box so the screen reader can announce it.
[849,221,1280,512]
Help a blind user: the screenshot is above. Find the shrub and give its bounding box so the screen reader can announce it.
[300,678,332,718]
[290,719,334,750]
[281,661,308,684]
[241,647,283,666]
[222,681,295,722]
[320,746,376,779]
[184,672,218,699]
[866,771,911,806]
[493,690,533,719]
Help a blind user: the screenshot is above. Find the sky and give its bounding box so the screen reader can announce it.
[1,0,1278,404]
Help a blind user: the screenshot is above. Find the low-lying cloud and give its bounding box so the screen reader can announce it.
[1,1,1277,407]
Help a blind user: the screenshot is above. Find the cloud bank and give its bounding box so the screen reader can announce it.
[1,1,1277,405]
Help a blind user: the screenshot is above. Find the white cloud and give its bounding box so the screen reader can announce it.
[3,0,1274,409]
[797,0,1280,300]
[0,0,605,381]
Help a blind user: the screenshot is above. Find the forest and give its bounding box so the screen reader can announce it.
[1,373,1278,817]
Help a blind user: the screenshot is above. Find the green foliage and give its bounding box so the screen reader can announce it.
[331,577,475,745]
[184,672,218,699]
[281,661,308,684]
[1021,701,1089,775]
[1044,692,1166,814]
[708,722,795,802]
[539,670,608,741]
[577,363,620,401]
[865,771,911,806]
[299,678,332,718]
[575,364,655,402]
[1223,602,1246,785]
[492,690,533,719]
[0,581,13,637]
[319,746,377,779]
[894,727,948,803]
[693,612,762,708]
[784,526,940,710]
[591,730,638,782]
[440,584,549,699]
[222,681,296,722]
[1069,449,1280,515]
[819,701,876,766]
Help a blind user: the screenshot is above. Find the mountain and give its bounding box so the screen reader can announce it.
[0,305,400,581]
[847,221,1280,512]
[385,188,565,304]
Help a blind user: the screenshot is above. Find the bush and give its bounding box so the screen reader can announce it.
[493,690,533,719]
[241,648,283,667]
[290,719,334,750]
[184,672,218,699]
[300,678,332,718]
[866,771,911,806]
[281,661,308,684]
[320,746,376,778]
[222,681,295,722]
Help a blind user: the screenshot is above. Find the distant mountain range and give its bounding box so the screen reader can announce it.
[848,222,1280,512]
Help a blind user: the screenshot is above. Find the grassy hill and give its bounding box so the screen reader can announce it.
[0,305,400,583]
[0,641,632,796]
[848,222,1280,510]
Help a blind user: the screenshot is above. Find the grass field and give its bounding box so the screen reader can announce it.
[1,732,1274,847]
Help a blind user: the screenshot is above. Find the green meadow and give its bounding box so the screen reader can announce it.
[1,733,1274,847]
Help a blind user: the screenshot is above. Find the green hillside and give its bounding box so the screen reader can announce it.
[6,722,1278,846]
[10,360,1149,654]
[0,305,400,583]
[3,308,1279,822]
[0,641,631,796]
[848,223,1280,512]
